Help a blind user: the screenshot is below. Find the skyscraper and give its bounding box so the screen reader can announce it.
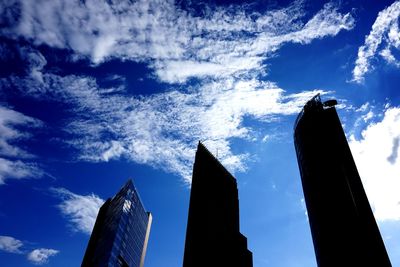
[81,180,152,267]
[183,142,253,267]
[294,95,391,266]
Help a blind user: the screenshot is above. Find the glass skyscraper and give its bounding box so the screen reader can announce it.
[81,180,152,267]
[183,142,253,267]
[294,95,391,266]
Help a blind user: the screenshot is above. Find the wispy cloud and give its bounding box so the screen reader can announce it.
[0,158,43,185]
[51,187,104,234]
[8,69,328,182]
[154,2,354,83]
[0,1,352,182]
[0,105,39,158]
[0,0,354,83]
[27,248,59,265]
[0,235,23,254]
[352,1,400,83]
[349,106,400,221]
[0,106,43,184]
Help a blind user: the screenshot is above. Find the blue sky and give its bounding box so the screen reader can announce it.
[0,0,400,266]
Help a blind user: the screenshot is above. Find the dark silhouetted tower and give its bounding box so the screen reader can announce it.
[183,142,253,267]
[294,95,391,266]
[81,180,152,267]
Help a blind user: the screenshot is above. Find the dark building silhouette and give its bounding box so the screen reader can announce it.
[183,142,253,267]
[294,95,391,266]
[81,180,152,267]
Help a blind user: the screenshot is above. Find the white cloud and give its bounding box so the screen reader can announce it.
[0,106,43,184]
[0,158,43,185]
[101,140,125,161]
[0,236,58,265]
[0,105,39,158]
[27,248,59,265]
[24,47,47,83]
[0,1,348,182]
[362,110,374,123]
[0,235,23,254]
[0,0,354,83]
[51,187,104,234]
[356,102,370,112]
[6,67,330,182]
[352,1,400,83]
[349,106,400,221]
[150,2,354,83]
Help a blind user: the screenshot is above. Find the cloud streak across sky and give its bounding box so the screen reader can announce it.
[0,0,354,83]
[7,64,328,182]
[0,106,43,184]
[1,1,400,266]
[0,0,354,182]
[353,0,400,83]
[51,187,104,234]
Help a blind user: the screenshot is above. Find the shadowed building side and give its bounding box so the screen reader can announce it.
[81,180,152,267]
[294,95,391,267]
[183,142,253,267]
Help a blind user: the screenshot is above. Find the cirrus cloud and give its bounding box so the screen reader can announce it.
[0,1,352,183]
[0,106,43,184]
[352,1,400,83]
[0,0,354,83]
[7,68,329,182]
[51,187,104,234]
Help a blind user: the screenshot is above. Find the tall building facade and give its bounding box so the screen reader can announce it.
[294,95,391,266]
[183,142,253,267]
[82,180,152,267]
